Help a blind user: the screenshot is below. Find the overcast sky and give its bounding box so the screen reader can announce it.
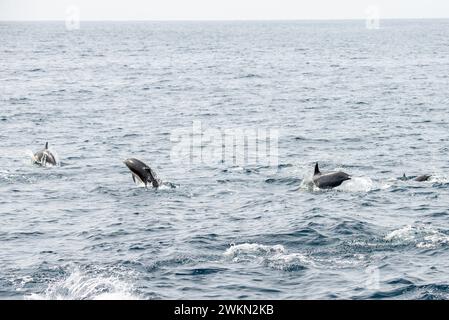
[1,0,449,21]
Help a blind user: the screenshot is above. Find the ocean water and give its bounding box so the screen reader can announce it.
[1,20,449,300]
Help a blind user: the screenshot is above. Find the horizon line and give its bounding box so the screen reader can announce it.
[1,17,449,22]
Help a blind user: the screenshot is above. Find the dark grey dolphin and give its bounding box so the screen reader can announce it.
[402,173,432,182]
[415,175,432,182]
[312,162,351,189]
[124,158,161,188]
[33,142,57,166]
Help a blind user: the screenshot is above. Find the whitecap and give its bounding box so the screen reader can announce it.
[224,243,311,271]
[384,225,449,249]
[26,268,139,300]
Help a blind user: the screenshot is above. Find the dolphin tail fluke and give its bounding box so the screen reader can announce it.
[144,167,161,188]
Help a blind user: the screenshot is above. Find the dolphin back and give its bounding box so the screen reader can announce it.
[314,172,351,189]
[415,175,431,182]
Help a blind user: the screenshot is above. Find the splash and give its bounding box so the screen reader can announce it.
[427,174,449,184]
[298,175,319,192]
[385,225,449,249]
[26,268,139,300]
[224,243,311,271]
[335,177,373,192]
[131,180,177,190]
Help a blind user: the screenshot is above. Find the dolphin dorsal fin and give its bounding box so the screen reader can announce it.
[314,162,320,175]
[45,142,48,149]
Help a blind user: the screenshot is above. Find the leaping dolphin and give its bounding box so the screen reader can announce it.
[123,158,161,188]
[312,162,351,189]
[33,142,57,166]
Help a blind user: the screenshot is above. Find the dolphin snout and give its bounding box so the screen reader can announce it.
[123,158,136,169]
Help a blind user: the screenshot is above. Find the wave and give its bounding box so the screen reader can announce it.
[384,225,449,249]
[365,283,449,300]
[223,243,311,271]
[264,177,302,186]
[26,268,139,300]
[0,170,36,185]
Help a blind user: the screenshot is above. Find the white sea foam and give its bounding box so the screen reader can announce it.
[384,225,414,242]
[298,176,319,192]
[224,243,286,259]
[335,177,373,192]
[224,243,312,271]
[385,225,449,249]
[26,269,139,300]
[428,174,449,184]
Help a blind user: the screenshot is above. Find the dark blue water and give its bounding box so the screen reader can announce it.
[1,20,449,299]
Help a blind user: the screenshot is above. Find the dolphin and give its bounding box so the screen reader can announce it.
[123,158,161,188]
[312,162,351,189]
[415,175,432,182]
[401,174,431,182]
[33,142,57,166]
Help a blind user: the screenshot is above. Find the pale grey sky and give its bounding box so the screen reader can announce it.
[1,0,449,21]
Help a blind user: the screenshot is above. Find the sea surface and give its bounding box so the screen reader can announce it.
[1,20,449,300]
